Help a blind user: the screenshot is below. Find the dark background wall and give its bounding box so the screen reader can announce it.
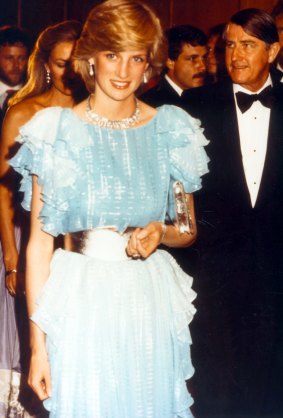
[0,0,279,39]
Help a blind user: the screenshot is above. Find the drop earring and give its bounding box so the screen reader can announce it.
[89,63,95,77]
[46,70,51,84]
[143,73,148,84]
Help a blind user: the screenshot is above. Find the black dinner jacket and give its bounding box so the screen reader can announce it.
[271,65,283,84]
[140,76,184,108]
[181,79,283,257]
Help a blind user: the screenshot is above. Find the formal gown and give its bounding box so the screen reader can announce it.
[10,104,208,418]
[0,228,24,417]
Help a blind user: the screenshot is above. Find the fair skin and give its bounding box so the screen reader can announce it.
[0,44,28,87]
[167,43,207,90]
[27,48,197,400]
[275,13,283,67]
[0,41,76,296]
[225,23,280,92]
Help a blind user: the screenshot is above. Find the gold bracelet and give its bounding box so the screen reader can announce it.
[5,268,17,277]
[160,223,167,243]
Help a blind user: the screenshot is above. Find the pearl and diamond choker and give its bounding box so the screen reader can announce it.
[85,95,140,129]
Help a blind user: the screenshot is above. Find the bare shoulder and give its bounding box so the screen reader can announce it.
[5,99,41,127]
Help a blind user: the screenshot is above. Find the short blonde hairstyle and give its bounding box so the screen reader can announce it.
[73,0,165,92]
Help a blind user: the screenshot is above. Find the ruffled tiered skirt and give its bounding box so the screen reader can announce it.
[32,231,196,418]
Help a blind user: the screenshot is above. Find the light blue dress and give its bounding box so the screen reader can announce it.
[10,104,209,418]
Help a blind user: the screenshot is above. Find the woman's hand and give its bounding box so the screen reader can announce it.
[5,270,17,296]
[5,270,25,296]
[28,349,52,400]
[126,194,197,258]
[126,222,164,259]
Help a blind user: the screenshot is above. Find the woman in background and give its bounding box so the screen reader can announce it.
[0,19,86,417]
[10,1,209,417]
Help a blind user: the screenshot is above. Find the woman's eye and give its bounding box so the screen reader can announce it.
[56,62,66,68]
[133,56,145,63]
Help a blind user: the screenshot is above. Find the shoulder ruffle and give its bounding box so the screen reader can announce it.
[9,107,86,236]
[157,105,209,190]
[156,105,209,220]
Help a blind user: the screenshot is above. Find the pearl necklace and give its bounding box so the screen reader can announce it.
[85,95,140,129]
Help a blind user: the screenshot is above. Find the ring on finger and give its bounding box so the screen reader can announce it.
[132,253,141,259]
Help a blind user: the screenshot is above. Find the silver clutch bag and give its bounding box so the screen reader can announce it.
[173,181,194,234]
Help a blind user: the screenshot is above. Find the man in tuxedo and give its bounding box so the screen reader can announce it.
[141,24,207,108]
[0,26,30,123]
[182,8,283,417]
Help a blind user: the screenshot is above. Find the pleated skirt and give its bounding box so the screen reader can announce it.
[32,233,196,418]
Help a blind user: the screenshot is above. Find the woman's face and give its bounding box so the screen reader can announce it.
[45,41,77,96]
[91,49,149,102]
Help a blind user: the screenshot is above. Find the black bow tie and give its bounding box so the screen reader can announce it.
[235,86,275,113]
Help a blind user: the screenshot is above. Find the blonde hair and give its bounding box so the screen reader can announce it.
[73,0,165,92]
[10,20,82,106]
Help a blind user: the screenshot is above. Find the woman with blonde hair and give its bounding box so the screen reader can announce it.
[0,19,85,417]
[10,1,209,417]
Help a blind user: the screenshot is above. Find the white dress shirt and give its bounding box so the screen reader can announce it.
[165,74,183,96]
[233,76,272,207]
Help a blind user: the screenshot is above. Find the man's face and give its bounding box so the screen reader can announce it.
[167,43,207,89]
[0,43,28,86]
[275,13,283,67]
[225,23,279,92]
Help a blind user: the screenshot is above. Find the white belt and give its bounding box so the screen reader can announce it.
[69,229,132,261]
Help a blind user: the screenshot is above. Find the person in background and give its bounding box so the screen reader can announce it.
[0,20,86,417]
[272,0,283,80]
[9,1,209,416]
[141,24,207,107]
[182,8,283,418]
[206,23,228,83]
[0,26,31,122]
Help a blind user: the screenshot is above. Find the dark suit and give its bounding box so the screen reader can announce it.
[182,79,283,417]
[140,76,184,108]
[271,65,283,84]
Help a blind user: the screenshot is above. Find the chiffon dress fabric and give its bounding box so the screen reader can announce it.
[10,104,209,418]
[0,228,24,418]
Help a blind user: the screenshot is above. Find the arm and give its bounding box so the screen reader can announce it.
[26,175,54,400]
[0,106,26,295]
[126,193,197,259]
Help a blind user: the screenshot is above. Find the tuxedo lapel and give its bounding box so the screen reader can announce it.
[255,87,283,208]
[140,77,183,108]
[157,78,182,105]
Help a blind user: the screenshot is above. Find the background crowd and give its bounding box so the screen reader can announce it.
[0,0,283,417]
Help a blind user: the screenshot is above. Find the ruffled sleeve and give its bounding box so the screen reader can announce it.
[156,105,209,220]
[9,107,85,236]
